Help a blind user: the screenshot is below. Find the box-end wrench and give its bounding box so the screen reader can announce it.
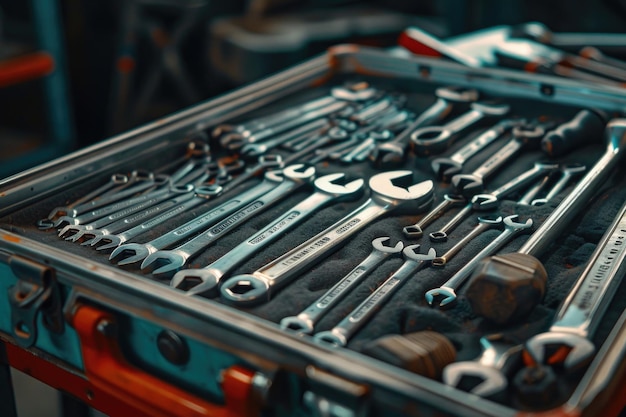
[431,119,522,182]
[170,173,365,296]
[141,165,317,279]
[370,86,479,168]
[443,334,522,399]
[429,162,557,242]
[463,119,626,322]
[402,194,467,239]
[425,215,533,309]
[313,245,437,347]
[530,163,586,206]
[219,171,434,306]
[92,185,222,250]
[450,122,547,197]
[280,237,404,335]
[108,165,299,267]
[410,101,510,156]
[523,198,626,372]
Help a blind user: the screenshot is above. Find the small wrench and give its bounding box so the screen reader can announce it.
[451,122,548,197]
[425,215,533,308]
[170,173,365,296]
[410,101,510,156]
[141,165,317,279]
[531,163,586,206]
[108,165,303,266]
[431,119,522,181]
[280,237,404,335]
[524,198,626,371]
[370,86,479,167]
[219,171,434,305]
[403,194,466,239]
[313,245,436,347]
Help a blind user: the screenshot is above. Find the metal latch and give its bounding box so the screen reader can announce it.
[7,255,64,347]
[304,366,370,417]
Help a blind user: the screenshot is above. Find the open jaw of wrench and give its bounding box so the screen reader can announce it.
[530,163,586,206]
[140,165,317,280]
[370,86,479,168]
[443,334,523,398]
[425,215,533,309]
[280,237,404,335]
[430,118,522,182]
[410,101,510,156]
[108,165,303,267]
[170,173,365,296]
[524,198,626,371]
[219,171,434,306]
[313,246,437,347]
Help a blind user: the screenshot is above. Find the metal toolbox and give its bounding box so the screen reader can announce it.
[2,45,626,417]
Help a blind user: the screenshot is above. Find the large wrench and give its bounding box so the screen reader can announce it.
[524,197,626,371]
[219,171,434,305]
[170,173,365,296]
[141,165,317,279]
[108,165,305,266]
[280,237,404,335]
[425,215,534,308]
[410,101,510,156]
[431,119,522,181]
[370,86,479,167]
[313,245,437,347]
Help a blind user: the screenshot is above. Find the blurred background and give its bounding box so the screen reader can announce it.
[2,2,626,415]
[1,0,626,179]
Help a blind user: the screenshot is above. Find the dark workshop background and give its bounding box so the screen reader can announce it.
[1,0,626,179]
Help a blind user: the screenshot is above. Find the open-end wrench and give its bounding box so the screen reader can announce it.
[59,183,196,242]
[524,198,626,371]
[403,194,466,239]
[443,334,522,398]
[141,165,317,279]
[91,185,222,250]
[219,171,434,306]
[370,86,479,168]
[313,245,437,347]
[240,118,330,157]
[530,163,586,206]
[431,216,503,267]
[280,237,404,335]
[425,215,533,308]
[429,162,557,242]
[451,122,548,197]
[108,165,302,267]
[170,173,365,296]
[431,119,522,181]
[410,101,510,156]
[517,173,554,205]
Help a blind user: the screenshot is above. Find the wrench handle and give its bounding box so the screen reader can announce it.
[471,138,523,180]
[449,121,509,164]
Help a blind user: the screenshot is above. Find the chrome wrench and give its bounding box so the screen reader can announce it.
[402,194,466,239]
[219,171,434,305]
[141,165,317,279]
[170,173,365,296]
[108,165,303,267]
[410,101,510,156]
[530,163,586,206]
[425,215,533,308]
[313,245,437,347]
[280,237,404,335]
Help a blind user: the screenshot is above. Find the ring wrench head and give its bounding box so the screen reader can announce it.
[368,171,434,210]
[525,332,595,371]
[220,273,270,306]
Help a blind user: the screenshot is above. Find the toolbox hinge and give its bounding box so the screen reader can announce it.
[7,255,64,348]
[304,366,370,417]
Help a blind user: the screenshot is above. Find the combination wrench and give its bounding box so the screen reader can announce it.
[108,165,311,267]
[410,101,510,156]
[280,237,404,335]
[219,171,434,305]
[170,173,365,296]
[313,245,436,347]
[370,86,479,167]
[141,165,317,279]
[431,119,522,181]
[425,215,534,308]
